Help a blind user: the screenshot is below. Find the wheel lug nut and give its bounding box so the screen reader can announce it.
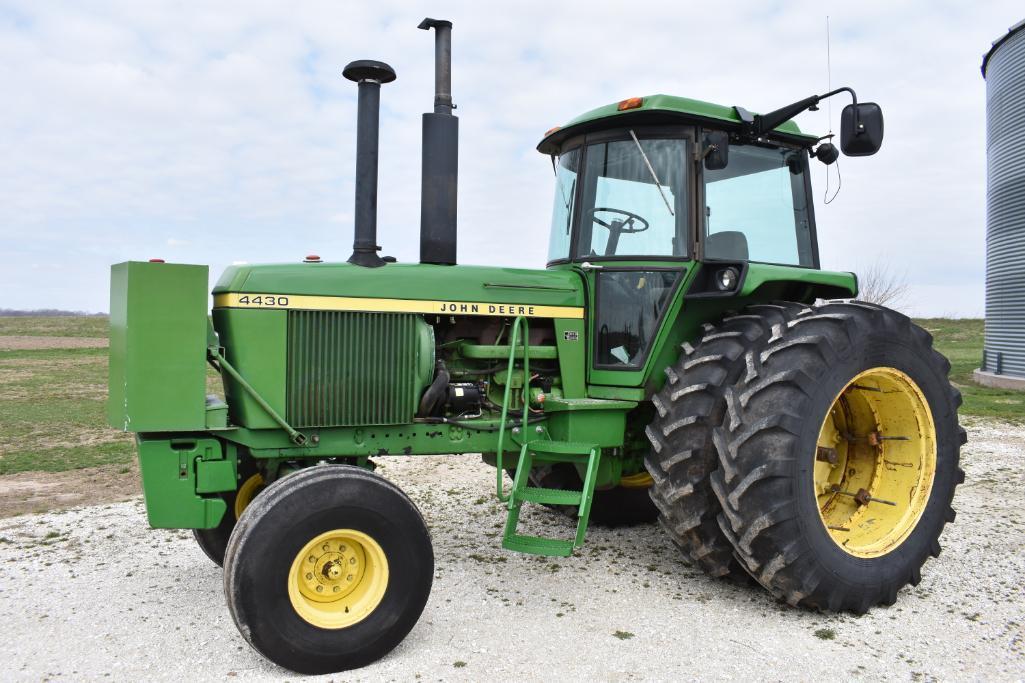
[309,556,315,563]
[316,585,323,592]
[349,557,356,564]
[347,574,353,581]
[305,573,313,580]
[333,586,340,593]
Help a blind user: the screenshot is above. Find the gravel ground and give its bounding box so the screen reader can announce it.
[0,417,1022,682]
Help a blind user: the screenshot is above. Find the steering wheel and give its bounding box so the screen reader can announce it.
[588,207,650,234]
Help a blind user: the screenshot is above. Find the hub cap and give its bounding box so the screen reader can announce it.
[288,529,389,629]
[814,367,937,558]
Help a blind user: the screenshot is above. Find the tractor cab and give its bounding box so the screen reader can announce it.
[537,93,878,384]
[544,126,817,269]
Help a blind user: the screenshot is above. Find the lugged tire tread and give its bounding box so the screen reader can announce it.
[645,302,805,582]
[710,301,965,613]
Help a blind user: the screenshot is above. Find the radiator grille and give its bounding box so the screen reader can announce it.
[286,311,420,427]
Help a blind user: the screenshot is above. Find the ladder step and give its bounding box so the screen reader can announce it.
[527,440,598,455]
[502,533,575,557]
[529,451,592,465]
[517,487,582,506]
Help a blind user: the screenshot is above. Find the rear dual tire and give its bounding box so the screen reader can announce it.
[647,301,964,611]
[710,301,965,612]
[645,303,805,580]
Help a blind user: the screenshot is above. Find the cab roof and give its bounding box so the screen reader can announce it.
[537,93,817,155]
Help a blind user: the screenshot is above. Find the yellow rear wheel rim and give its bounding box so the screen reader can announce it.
[288,529,389,629]
[814,367,937,558]
[233,473,264,520]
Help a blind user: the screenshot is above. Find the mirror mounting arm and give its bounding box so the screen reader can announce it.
[744,86,860,137]
[817,86,860,130]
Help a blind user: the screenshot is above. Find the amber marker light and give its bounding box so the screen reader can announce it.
[544,126,561,136]
[617,97,643,111]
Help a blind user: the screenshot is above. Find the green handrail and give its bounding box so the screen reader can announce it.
[495,316,531,502]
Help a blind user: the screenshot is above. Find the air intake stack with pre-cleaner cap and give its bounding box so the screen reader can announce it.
[343,59,396,268]
[418,18,458,265]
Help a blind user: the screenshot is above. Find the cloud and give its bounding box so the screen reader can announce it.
[0,0,1021,315]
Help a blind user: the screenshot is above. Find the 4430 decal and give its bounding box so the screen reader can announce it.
[236,295,290,308]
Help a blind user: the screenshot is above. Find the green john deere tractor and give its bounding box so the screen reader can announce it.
[108,18,965,675]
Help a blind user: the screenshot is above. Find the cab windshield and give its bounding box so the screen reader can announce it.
[547,135,689,262]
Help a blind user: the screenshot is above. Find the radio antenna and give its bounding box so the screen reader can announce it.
[823,15,841,204]
[826,15,833,135]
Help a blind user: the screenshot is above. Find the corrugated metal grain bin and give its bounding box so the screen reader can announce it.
[980,20,1025,383]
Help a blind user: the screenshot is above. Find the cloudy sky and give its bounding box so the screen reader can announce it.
[1,1,1021,316]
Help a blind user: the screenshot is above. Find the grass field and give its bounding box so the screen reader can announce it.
[0,315,108,337]
[0,316,1021,478]
[915,318,1024,422]
[0,335,133,475]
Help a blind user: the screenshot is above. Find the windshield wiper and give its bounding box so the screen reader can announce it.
[629,130,674,217]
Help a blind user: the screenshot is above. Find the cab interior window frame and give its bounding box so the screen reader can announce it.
[545,125,697,267]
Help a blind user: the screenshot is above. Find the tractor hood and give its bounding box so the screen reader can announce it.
[212,262,585,319]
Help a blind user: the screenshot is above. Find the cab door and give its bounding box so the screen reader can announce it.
[563,127,695,389]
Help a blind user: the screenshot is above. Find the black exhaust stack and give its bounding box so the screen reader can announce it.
[418,18,458,265]
[343,59,396,268]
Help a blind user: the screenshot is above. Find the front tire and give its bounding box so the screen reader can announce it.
[223,465,434,674]
[711,302,965,613]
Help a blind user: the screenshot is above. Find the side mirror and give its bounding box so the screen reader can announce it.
[840,103,884,156]
[703,131,729,170]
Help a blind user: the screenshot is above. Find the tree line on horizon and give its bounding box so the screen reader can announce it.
[0,309,107,317]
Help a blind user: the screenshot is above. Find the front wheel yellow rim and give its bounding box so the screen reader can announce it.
[288,529,389,629]
[814,367,937,558]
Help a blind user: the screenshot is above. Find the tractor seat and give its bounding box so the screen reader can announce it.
[705,230,749,261]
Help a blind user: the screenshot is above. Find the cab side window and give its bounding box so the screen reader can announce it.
[704,144,813,266]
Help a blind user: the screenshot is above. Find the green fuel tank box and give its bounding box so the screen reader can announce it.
[108,261,209,432]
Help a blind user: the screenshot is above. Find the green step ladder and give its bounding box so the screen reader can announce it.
[502,439,602,557]
[494,316,602,557]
